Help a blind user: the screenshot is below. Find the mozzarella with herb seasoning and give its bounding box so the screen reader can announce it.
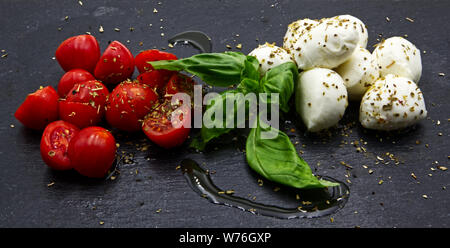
[290,17,360,70]
[248,42,295,76]
[283,18,319,52]
[373,36,422,83]
[295,68,348,132]
[334,15,368,48]
[359,74,427,130]
[335,46,379,100]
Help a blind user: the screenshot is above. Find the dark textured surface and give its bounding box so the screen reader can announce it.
[0,0,449,228]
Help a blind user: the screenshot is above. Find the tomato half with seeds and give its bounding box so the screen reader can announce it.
[58,69,95,97]
[15,86,59,130]
[94,41,135,85]
[68,126,116,178]
[40,120,79,170]
[135,49,178,74]
[164,73,195,99]
[59,80,109,128]
[142,99,191,149]
[55,34,100,73]
[106,80,158,132]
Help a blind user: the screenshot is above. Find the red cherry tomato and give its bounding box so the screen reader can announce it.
[136,70,171,95]
[58,69,95,97]
[94,41,134,85]
[15,86,59,130]
[55,34,100,73]
[106,80,158,132]
[164,73,195,99]
[68,126,117,178]
[142,99,191,149]
[59,80,109,128]
[40,120,79,170]
[135,49,178,74]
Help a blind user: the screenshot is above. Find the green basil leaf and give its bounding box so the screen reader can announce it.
[148,52,247,87]
[246,117,339,189]
[240,55,261,81]
[259,62,297,113]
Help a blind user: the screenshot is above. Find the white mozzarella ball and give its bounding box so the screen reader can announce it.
[248,43,294,76]
[334,15,368,48]
[295,68,348,132]
[360,74,427,131]
[283,18,319,52]
[335,46,380,100]
[373,36,422,83]
[290,17,360,70]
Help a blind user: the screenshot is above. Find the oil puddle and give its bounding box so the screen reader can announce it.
[180,159,349,219]
[168,31,212,53]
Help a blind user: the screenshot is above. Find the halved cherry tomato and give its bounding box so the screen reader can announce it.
[59,80,109,128]
[40,120,79,170]
[55,34,100,73]
[94,41,134,85]
[164,73,195,99]
[68,126,116,178]
[106,80,158,132]
[58,69,95,97]
[142,99,191,149]
[15,86,59,130]
[135,49,178,74]
[136,70,171,95]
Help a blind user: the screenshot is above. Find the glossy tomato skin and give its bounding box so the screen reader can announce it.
[59,80,109,128]
[15,86,59,130]
[135,49,178,74]
[136,70,171,95]
[40,120,80,170]
[68,126,116,178]
[58,69,95,97]
[142,100,191,149]
[55,35,100,73]
[106,80,158,132]
[94,41,135,85]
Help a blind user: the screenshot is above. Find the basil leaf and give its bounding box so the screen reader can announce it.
[240,55,260,82]
[148,52,247,87]
[246,117,339,189]
[259,62,297,113]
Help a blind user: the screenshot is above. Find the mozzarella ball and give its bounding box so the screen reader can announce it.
[290,17,360,70]
[248,43,294,76]
[295,68,348,132]
[334,15,368,48]
[335,46,380,101]
[360,74,427,131]
[283,18,319,52]
[373,36,422,83]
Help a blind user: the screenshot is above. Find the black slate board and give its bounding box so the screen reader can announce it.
[0,0,449,228]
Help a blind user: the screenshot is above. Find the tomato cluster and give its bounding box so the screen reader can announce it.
[14,34,193,178]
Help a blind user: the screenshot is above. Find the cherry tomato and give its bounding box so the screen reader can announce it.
[136,70,171,95]
[68,126,116,178]
[40,120,79,170]
[94,41,134,85]
[106,80,158,132]
[58,69,95,97]
[59,80,109,128]
[55,34,100,73]
[135,49,178,74]
[15,86,59,130]
[142,99,191,149]
[164,73,195,99]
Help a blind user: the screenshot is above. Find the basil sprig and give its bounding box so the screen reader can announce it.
[149,54,338,189]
